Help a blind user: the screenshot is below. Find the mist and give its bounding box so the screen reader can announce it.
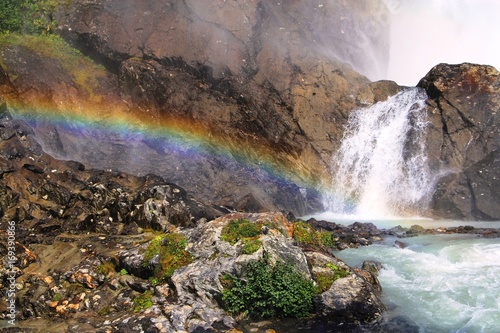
[383,0,500,86]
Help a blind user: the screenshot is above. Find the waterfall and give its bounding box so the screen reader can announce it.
[325,88,433,218]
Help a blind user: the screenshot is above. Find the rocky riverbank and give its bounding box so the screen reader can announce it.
[1,104,498,332]
[0,103,385,332]
[0,1,498,331]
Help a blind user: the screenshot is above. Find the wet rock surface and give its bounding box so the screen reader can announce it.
[1,3,497,219]
[0,0,399,217]
[418,63,499,220]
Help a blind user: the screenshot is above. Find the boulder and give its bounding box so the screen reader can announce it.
[432,150,500,220]
[315,272,385,323]
[169,212,384,329]
[418,63,499,220]
[305,251,384,323]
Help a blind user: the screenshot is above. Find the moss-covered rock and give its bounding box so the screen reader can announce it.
[142,232,192,281]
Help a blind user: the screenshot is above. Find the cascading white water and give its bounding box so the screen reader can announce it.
[325,88,433,218]
[336,234,500,333]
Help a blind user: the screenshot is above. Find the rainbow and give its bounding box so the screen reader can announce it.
[5,98,332,197]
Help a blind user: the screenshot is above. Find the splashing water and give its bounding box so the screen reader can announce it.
[325,88,433,218]
[336,235,500,333]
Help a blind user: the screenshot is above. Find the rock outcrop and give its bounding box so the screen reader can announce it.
[0,101,225,240]
[418,63,499,220]
[0,108,387,331]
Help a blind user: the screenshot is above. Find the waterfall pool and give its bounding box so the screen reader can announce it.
[305,214,500,332]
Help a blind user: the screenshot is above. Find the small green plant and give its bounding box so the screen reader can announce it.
[326,262,350,280]
[132,291,153,313]
[142,233,192,281]
[150,277,159,287]
[119,268,128,276]
[222,257,316,318]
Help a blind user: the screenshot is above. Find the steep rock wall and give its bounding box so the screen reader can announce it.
[418,63,499,220]
[0,0,397,215]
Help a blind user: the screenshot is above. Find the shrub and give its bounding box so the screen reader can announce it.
[222,257,316,318]
[0,0,23,33]
[292,221,315,247]
[142,233,192,281]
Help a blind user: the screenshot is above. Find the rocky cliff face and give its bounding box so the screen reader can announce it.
[0,0,397,216]
[418,63,499,220]
[0,1,497,219]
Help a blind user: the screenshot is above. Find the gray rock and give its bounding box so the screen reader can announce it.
[315,273,385,323]
[418,63,499,220]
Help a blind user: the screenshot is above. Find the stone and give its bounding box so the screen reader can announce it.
[417,63,499,220]
[314,273,385,323]
[394,240,407,249]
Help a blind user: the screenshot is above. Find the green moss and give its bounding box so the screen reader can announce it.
[142,233,192,281]
[313,263,350,293]
[0,33,107,101]
[221,219,260,245]
[96,260,115,276]
[149,277,159,287]
[221,219,264,255]
[241,239,262,255]
[292,221,336,251]
[326,262,350,280]
[132,291,153,313]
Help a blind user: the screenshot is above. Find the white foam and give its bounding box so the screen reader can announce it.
[323,88,435,218]
[336,235,500,332]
